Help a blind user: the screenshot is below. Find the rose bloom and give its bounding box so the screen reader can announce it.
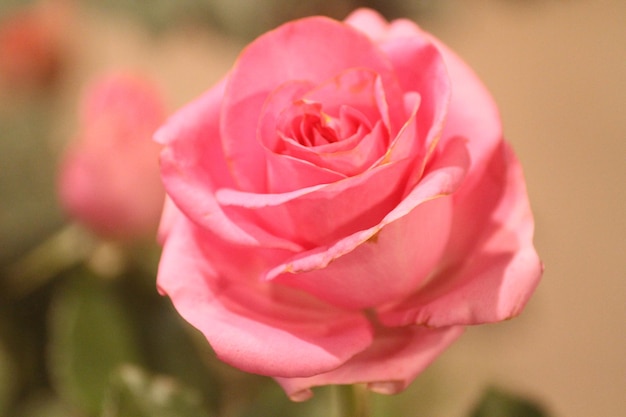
[156,9,542,400]
[58,73,166,241]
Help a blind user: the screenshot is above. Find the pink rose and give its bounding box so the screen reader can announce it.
[58,73,166,241]
[156,9,542,400]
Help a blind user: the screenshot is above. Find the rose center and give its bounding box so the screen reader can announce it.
[293,111,339,146]
[276,98,374,151]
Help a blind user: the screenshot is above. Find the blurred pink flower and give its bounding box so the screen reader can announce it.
[58,73,167,241]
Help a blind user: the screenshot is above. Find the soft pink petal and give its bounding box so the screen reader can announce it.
[156,79,302,251]
[216,156,412,248]
[256,73,392,180]
[433,38,502,179]
[303,69,384,129]
[346,9,540,326]
[343,8,390,42]
[221,16,399,192]
[214,102,444,248]
[378,38,450,164]
[270,196,452,309]
[347,11,453,194]
[303,67,405,138]
[347,9,501,180]
[156,195,179,244]
[264,150,347,192]
[157,215,374,378]
[378,142,543,326]
[275,324,464,401]
[287,122,387,176]
[266,138,470,309]
[258,79,316,153]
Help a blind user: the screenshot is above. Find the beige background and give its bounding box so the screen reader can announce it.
[418,1,626,416]
[47,1,626,416]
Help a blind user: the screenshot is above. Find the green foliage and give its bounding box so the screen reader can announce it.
[48,271,142,415]
[101,365,212,417]
[469,387,550,417]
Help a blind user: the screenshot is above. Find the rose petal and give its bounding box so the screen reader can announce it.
[258,69,395,179]
[378,142,543,326]
[264,150,347,192]
[361,10,502,179]
[265,137,470,309]
[374,41,451,189]
[157,215,374,378]
[216,155,412,248]
[214,93,430,247]
[156,79,302,252]
[346,10,540,325]
[434,38,503,176]
[348,9,495,185]
[303,69,384,129]
[275,324,463,400]
[344,8,390,42]
[156,195,178,244]
[221,16,401,192]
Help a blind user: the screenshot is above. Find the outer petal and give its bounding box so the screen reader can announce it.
[221,16,402,192]
[156,195,179,244]
[434,38,502,177]
[348,9,541,327]
[347,8,501,181]
[267,138,470,309]
[378,38,449,168]
[347,10,453,192]
[275,325,464,401]
[156,79,302,252]
[157,214,374,378]
[344,9,390,42]
[378,142,542,326]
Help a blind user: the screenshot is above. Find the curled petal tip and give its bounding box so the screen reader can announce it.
[367,380,405,395]
[289,389,314,402]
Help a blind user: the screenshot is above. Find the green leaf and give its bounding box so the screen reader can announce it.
[136,302,222,412]
[469,387,550,417]
[48,271,142,415]
[101,365,212,417]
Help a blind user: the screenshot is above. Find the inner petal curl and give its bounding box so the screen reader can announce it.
[258,68,397,177]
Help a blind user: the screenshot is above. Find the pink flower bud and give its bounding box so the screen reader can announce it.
[58,73,167,241]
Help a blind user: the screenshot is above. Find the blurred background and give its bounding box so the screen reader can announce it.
[0,0,624,416]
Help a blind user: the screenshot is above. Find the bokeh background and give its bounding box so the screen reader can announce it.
[1,0,624,416]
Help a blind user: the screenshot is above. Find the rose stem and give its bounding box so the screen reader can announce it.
[337,384,370,417]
